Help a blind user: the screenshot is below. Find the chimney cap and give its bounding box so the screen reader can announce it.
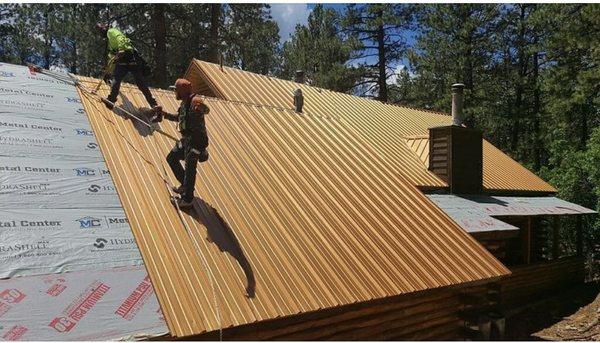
[451,83,465,92]
[294,70,305,83]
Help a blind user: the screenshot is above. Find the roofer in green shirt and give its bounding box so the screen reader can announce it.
[95,23,161,113]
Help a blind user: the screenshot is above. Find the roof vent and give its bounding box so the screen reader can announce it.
[294,88,304,113]
[451,83,464,126]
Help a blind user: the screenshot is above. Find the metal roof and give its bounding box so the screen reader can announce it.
[76,76,508,337]
[187,59,556,194]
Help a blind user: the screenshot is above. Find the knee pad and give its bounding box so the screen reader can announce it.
[199,149,209,162]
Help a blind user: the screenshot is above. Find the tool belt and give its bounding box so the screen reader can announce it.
[179,135,209,162]
[114,50,151,77]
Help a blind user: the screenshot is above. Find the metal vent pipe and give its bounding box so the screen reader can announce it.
[451,83,465,126]
[294,88,304,113]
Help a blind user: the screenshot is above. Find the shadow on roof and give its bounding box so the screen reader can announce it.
[183,197,256,298]
[115,93,154,137]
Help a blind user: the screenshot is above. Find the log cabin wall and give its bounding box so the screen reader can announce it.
[499,256,585,308]
[171,256,584,341]
[183,283,499,341]
[471,215,586,309]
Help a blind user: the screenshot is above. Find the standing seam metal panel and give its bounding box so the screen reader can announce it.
[191,60,555,193]
[77,77,508,338]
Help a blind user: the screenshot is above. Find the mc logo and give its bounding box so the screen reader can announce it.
[88,184,101,193]
[86,142,98,149]
[93,238,108,249]
[76,217,101,229]
[65,97,81,103]
[76,108,85,114]
[73,168,95,176]
[74,129,93,136]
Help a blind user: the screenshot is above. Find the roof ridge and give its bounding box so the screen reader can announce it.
[77,75,339,121]
[194,59,451,118]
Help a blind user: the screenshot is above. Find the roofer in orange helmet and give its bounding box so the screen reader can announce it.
[153,78,209,208]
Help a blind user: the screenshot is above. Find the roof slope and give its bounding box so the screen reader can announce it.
[187,59,556,194]
[77,76,508,337]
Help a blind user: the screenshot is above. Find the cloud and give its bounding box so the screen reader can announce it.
[387,64,407,85]
[270,4,312,43]
[387,64,416,85]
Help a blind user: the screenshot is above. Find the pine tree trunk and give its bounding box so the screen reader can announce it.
[190,5,202,58]
[376,10,387,102]
[209,4,221,63]
[152,4,167,88]
[511,4,527,153]
[70,40,77,74]
[43,6,52,69]
[532,47,541,170]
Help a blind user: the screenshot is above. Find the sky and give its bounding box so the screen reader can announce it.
[270,3,347,43]
[269,3,415,84]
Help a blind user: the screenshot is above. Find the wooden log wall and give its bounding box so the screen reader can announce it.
[500,256,585,308]
[472,231,519,262]
[170,258,583,340]
[182,283,496,341]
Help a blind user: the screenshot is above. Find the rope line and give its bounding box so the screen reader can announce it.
[34,66,223,340]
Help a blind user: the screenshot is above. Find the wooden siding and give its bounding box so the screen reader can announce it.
[186,284,496,341]
[500,257,585,307]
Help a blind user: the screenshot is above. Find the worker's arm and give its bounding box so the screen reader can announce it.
[162,112,178,121]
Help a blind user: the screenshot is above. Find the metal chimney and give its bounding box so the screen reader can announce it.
[451,83,465,126]
[428,82,482,194]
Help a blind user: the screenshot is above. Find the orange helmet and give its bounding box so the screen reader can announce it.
[174,78,192,100]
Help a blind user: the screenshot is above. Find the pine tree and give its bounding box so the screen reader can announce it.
[223,4,280,75]
[208,4,221,63]
[152,4,168,87]
[281,4,362,92]
[535,4,600,210]
[397,4,501,116]
[0,5,13,62]
[342,4,413,101]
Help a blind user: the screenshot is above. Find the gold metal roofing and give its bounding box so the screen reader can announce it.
[77,76,508,337]
[187,59,556,194]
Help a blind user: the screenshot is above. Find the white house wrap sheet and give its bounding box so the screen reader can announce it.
[0,62,167,339]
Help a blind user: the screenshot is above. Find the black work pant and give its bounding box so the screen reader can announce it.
[108,63,157,107]
[167,137,207,202]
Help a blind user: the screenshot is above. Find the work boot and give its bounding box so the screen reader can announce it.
[172,185,184,195]
[101,97,114,110]
[171,196,193,209]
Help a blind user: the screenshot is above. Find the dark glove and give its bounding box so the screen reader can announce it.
[150,113,163,123]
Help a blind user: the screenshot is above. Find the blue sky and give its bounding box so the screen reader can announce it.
[270,3,415,83]
[270,4,346,43]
